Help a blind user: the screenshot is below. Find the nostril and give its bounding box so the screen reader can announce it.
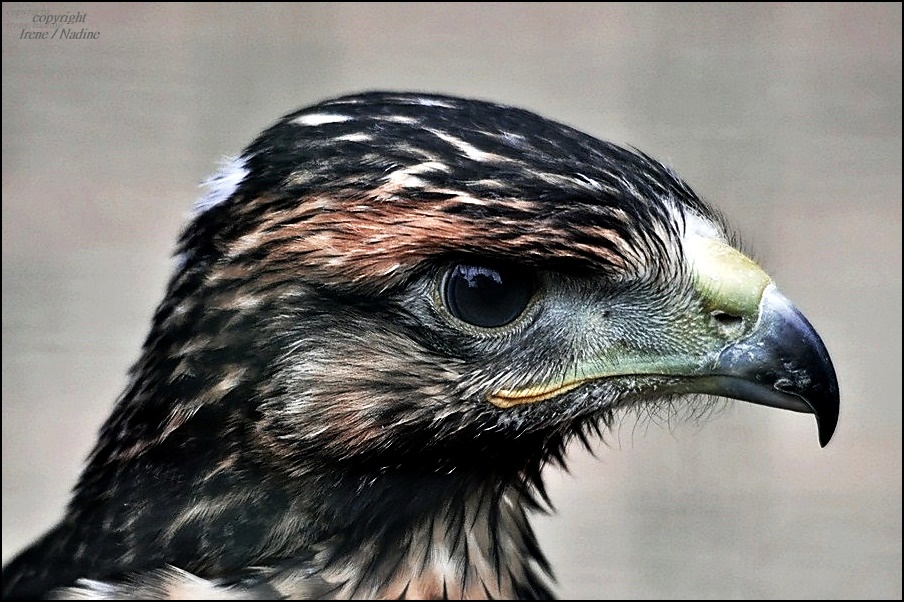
[712,311,744,331]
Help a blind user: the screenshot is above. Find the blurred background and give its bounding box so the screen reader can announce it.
[2,3,900,599]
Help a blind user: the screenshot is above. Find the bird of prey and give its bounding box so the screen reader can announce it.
[1,92,839,600]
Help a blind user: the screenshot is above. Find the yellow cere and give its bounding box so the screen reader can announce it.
[684,234,772,319]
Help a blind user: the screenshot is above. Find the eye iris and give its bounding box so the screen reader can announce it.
[444,264,535,328]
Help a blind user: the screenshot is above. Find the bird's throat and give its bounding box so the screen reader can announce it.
[291,473,555,599]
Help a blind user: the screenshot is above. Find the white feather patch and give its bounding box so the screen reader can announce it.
[335,132,372,142]
[429,129,502,163]
[292,113,351,126]
[193,156,249,215]
[52,566,252,600]
[683,209,726,243]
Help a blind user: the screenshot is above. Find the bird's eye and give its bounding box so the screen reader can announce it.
[442,263,537,329]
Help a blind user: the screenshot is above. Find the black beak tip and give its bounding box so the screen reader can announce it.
[815,384,840,448]
[814,344,840,448]
[818,417,836,448]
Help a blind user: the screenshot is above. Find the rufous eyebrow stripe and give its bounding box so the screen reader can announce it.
[220,192,635,290]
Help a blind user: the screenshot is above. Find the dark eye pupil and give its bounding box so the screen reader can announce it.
[443,264,536,328]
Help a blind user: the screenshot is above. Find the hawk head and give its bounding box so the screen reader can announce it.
[2,92,839,600]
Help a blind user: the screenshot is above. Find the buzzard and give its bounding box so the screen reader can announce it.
[1,92,838,599]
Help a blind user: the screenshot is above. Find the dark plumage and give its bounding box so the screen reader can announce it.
[2,92,839,600]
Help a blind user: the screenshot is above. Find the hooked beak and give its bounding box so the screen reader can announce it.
[690,284,839,446]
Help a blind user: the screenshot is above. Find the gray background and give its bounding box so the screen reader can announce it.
[2,3,901,599]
